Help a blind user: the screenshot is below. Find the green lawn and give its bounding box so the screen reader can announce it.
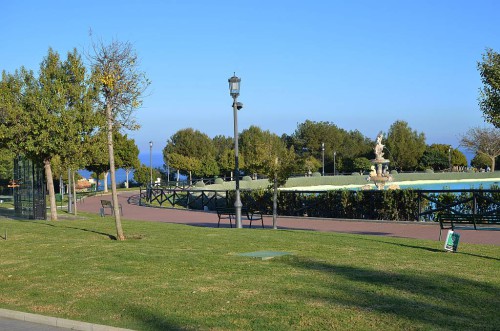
[0,213,499,330]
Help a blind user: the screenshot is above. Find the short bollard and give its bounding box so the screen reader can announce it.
[99,207,104,217]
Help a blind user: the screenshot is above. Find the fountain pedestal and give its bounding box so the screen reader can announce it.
[369,158,392,190]
[368,133,393,190]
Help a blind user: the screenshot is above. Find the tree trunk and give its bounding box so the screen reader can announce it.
[491,156,496,172]
[104,171,109,192]
[107,103,125,241]
[72,170,77,215]
[44,159,57,221]
[125,169,130,188]
[272,177,278,229]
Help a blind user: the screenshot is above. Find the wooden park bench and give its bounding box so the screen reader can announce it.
[100,200,123,217]
[437,213,500,240]
[216,207,264,228]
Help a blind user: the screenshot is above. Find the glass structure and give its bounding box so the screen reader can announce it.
[13,155,46,220]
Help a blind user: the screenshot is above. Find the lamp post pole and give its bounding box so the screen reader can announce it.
[229,73,243,229]
[333,151,336,176]
[67,168,72,213]
[149,141,153,186]
[166,155,170,187]
[321,142,325,176]
[448,147,451,172]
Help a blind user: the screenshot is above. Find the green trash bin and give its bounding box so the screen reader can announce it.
[55,194,63,210]
[444,230,460,252]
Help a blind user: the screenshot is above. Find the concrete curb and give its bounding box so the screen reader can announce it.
[0,308,135,331]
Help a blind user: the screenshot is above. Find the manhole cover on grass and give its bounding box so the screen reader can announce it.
[238,251,292,260]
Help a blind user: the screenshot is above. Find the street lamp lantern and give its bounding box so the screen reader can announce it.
[228,73,241,97]
[228,73,243,228]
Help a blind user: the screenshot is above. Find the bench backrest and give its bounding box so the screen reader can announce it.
[101,200,112,207]
[438,213,500,227]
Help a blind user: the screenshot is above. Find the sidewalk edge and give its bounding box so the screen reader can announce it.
[0,308,135,331]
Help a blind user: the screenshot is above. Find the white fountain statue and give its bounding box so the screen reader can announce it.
[368,133,393,190]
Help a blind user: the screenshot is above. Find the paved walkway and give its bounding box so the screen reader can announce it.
[76,190,500,245]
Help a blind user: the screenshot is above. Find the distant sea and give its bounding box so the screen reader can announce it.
[77,152,165,188]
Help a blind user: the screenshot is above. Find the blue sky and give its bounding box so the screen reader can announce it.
[2,0,500,166]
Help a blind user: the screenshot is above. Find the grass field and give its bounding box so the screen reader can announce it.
[0,213,499,330]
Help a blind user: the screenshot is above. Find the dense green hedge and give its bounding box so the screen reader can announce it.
[230,188,500,221]
[233,189,420,221]
[147,186,500,222]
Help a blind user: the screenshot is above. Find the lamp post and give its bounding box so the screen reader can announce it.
[149,141,153,186]
[166,154,170,187]
[448,147,451,172]
[333,151,337,176]
[67,168,72,213]
[321,142,325,176]
[229,73,243,228]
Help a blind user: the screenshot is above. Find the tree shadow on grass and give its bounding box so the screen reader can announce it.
[357,236,500,261]
[124,305,187,331]
[7,219,117,240]
[283,257,500,330]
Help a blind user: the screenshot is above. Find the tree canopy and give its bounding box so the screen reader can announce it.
[89,38,149,240]
[0,48,97,220]
[460,126,500,171]
[385,120,426,171]
[164,128,219,179]
[478,48,500,128]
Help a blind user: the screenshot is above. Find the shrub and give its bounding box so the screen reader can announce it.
[390,170,398,175]
[312,172,322,177]
[195,181,205,187]
[425,169,434,174]
[242,176,252,181]
[214,178,224,184]
[351,172,361,176]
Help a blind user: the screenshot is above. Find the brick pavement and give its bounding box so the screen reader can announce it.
[76,190,500,246]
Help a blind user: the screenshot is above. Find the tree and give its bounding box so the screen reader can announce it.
[460,126,500,172]
[290,120,372,174]
[300,155,321,175]
[114,132,140,188]
[385,120,426,171]
[0,49,96,220]
[451,149,468,169]
[164,128,219,180]
[85,131,111,192]
[478,48,500,127]
[213,135,244,179]
[0,147,14,181]
[259,134,296,229]
[90,39,149,240]
[56,49,99,215]
[471,153,493,170]
[133,164,161,185]
[419,146,448,171]
[240,126,290,177]
[352,157,372,174]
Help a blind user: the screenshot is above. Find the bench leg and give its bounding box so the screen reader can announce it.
[99,208,104,217]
